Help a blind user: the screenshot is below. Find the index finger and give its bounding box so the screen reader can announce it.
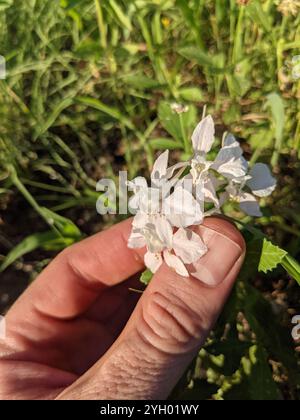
[9,218,145,320]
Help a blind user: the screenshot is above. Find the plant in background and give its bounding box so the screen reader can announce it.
[277,0,300,16]
[1,0,300,400]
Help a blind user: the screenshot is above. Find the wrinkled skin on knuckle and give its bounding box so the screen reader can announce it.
[140,290,210,355]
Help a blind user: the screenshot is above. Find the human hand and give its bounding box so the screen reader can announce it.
[0,217,245,400]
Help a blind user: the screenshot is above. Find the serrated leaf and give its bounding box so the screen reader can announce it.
[140,269,153,285]
[258,239,287,273]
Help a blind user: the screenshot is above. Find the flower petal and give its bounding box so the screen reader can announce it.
[246,163,277,197]
[163,250,189,277]
[128,191,144,212]
[151,150,169,185]
[139,187,160,214]
[145,251,163,274]
[166,161,189,179]
[127,176,148,193]
[191,115,215,154]
[239,193,262,217]
[214,156,248,180]
[155,216,173,249]
[143,223,165,253]
[173,228,208,264]
[128,230,146,249]
[218,133,244,160]
[202,177,220,207]
[163,186,204,227]
[132,212,149,229]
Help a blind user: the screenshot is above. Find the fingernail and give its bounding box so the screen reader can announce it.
[190,225,244,287]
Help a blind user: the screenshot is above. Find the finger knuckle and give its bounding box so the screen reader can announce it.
[141,291,207,354]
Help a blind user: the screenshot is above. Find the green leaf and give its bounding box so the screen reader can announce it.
[265,93,285,145]
[175,0,200,43]
[178,46,226,74]
[158,100,197,146]
[149,138,183,150]
[75,40,102,59]
[60,0,86,10]
[246,0,272,33]
[225,345,281,401]
[0,231,75,273]
[0,209,81,272]
[123,74,164,90]
[238,238,264,281]
[205,339,252,377]
[258,239,287,274]
[242,282,299,386]
[41,208,82,238]
[178,87,204,102]
[0,0,13,11]
[249,129,273,150]
[140,269,153,285]
[281,254,300,286]
[178,380,219,401]
[34,98,73,139]
[108,0,132,31]
[76,97,134,130]
[179,46,216,67]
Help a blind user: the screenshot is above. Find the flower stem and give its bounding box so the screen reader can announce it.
[179,113,190,155]
[94,0,107,49]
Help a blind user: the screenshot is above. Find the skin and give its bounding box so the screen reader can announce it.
[0,217,245,400]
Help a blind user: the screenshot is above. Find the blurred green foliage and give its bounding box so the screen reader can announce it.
[0,0,300,400]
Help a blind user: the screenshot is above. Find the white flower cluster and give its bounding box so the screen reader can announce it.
[128,115,276,277]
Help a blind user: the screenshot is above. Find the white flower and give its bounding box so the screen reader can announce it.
[127,111,277,280]
[189,116,248,212]
[212,134,248,181]
[171,103,189,114]
[221,163,277,217]
[128,151,206,276]
[130,220,207,277]
[128,183,204,255]
[128,150,204,227]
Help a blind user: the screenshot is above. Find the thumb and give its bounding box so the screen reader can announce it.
[58,217,245,400]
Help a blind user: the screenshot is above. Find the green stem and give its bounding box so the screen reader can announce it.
[294,111,300,153]
[276,38,284,88]
[232,5,245,64]
[179,113,190,154]
[94,0,107,49]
